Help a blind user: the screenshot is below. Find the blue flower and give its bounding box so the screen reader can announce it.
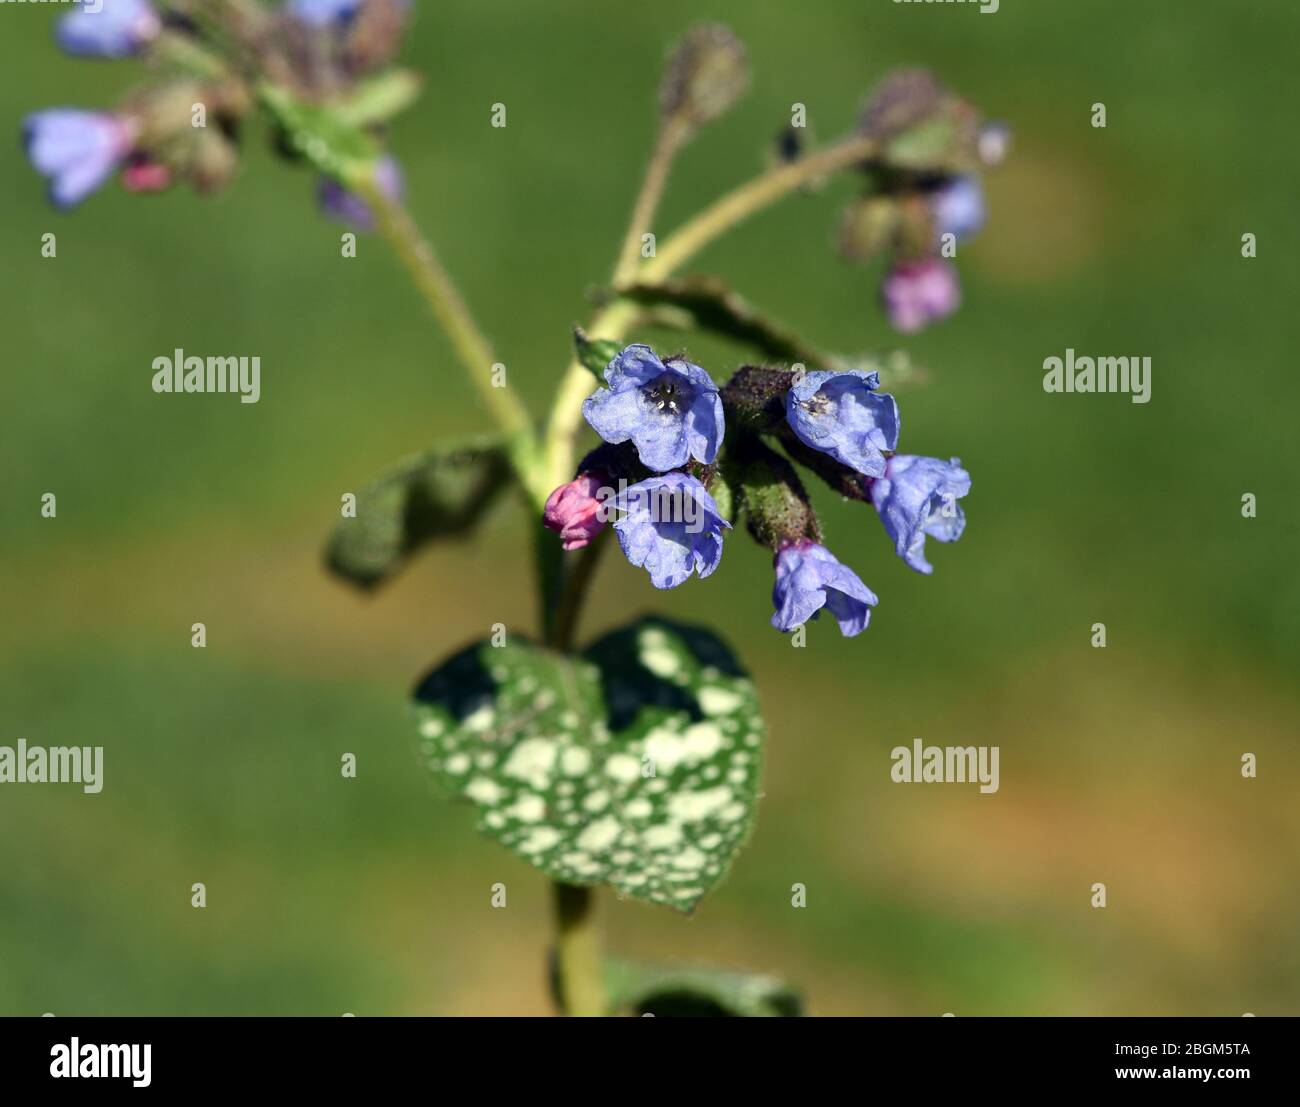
[771,542,877,637]
[57,0,161,59]
[24,109,132,209]
[583,344,724,473]
[317,155,403,231]
[785,369,899,478]
[611,472,729,589]
[869,455,971,574]
[931,176,984,242]
[286,0,363,28]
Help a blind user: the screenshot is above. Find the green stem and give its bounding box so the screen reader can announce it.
[612,119,688,286]
[552,882,605,1016]
[361,179,536,465]
[539,298,641,497]
[548,532,608,651]
[640,133,876,282]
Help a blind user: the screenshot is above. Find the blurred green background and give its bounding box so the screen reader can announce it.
[2,0,1297,1015]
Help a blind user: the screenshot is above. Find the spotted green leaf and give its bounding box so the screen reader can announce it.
[413,618,765,912]
[605,958,802,1017]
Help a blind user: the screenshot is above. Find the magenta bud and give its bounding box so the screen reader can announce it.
[122,157,171,193]
[543,472,608,551]
[881,258,961,334]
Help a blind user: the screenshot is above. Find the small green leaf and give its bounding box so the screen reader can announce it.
[335,70,423,129]
[886,117,956,167]
[573,327,623,380]
[838,194,900,262]
[605,958,802,1017]
[413,617,765,912]
[327,437,514,589]
[258,83,380,181]
[883,100,981,175]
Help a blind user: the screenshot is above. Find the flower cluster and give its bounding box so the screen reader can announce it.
[840,70,1009,334]
[545,345,731,590]
[545,347,971,637]
[23,0,412,223]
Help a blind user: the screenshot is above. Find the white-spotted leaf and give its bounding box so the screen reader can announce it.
[413,617,764,912]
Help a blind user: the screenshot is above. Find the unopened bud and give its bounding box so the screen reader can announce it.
[127,80,207,147]
[860,69,981,174]
[720,365,796,436]
[345,0,412,72]
[573,328,625,380]
[659,24,749,133]
[859,69,947,141]
[122,156,172,193]
[839,195,900,262]
[729,436,821,551]
[544,472,609,551]
[892,192,938,262]
[189,130,239,194]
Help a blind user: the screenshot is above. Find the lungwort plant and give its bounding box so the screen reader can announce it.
[27,1,1007,1016]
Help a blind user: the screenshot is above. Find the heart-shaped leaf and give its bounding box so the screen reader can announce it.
[413,618,764,912]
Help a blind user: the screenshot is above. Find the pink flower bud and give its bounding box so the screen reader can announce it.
[881,258,961,333]
[122,158,171,193]
[543,472,608,551]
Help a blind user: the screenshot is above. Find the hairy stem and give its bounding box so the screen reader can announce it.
[552,882,605,1016]
[539,298,640,496]
[545,535,609,1016]
[612,119,688,285]
[548,531,609,651]
[641,133,875,281]
[362,180,536,457]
